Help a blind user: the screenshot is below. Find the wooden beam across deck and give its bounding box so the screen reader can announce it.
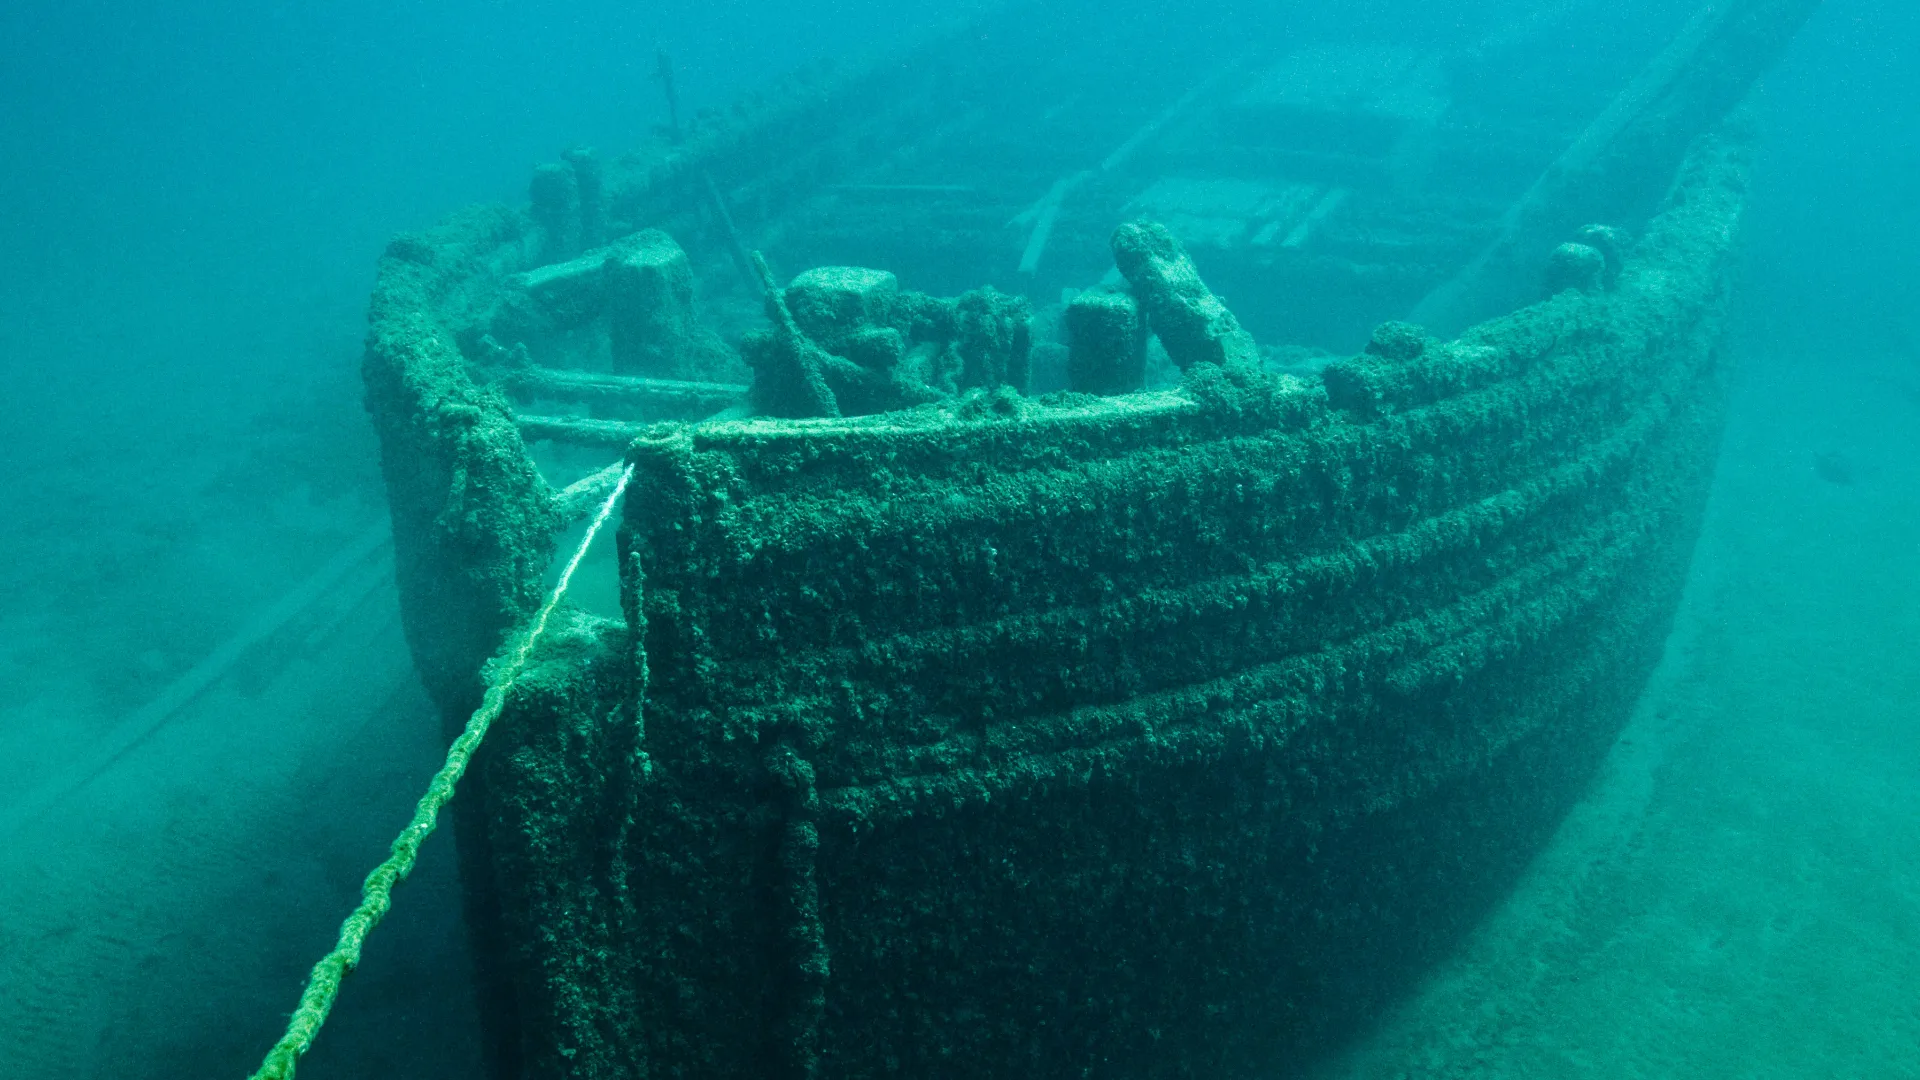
[515,414,651,449]
[498,367,745,420]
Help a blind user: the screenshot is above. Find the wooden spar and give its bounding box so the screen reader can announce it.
[0,522,394,839]
[554,461,633,523]
[517,415,652,448]
[1409,0,1824,333]
[1011,57,1249,276]
[1016,172,1090,276]
[703,171,762,291]
[498,367,746,419]
[655,51,683,143]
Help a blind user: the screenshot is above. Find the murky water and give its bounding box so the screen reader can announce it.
[1,1,1914,1076]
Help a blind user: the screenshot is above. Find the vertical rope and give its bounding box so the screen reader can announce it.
[250,462,635,1080]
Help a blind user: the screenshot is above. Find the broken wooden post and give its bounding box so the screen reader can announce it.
[1110,220,1258,370]
[1065,288,1147,395]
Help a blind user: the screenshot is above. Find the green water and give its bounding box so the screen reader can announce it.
[0,0,1914,1076]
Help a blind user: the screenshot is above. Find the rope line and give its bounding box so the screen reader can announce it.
[249,461,635,1080]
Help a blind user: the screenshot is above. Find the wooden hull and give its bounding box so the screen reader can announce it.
[383,133,1747,1077]
[344,0,1828,1065]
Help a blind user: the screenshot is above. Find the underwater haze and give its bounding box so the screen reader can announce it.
[0,0,1915,1076]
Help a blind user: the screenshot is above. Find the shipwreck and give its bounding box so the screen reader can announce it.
[327,1,1819,1076]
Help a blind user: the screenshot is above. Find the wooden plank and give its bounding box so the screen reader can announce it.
[500,368,745,420]
[517,414,650,448]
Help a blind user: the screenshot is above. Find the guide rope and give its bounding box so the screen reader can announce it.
[248,461,635,1080]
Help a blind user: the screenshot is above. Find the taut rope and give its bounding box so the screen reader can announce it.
[249,461,635,1080]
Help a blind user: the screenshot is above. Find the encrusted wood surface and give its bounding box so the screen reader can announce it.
[441,135,1749,1078]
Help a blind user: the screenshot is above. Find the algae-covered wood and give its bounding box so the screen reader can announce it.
[455,134,1746,1078]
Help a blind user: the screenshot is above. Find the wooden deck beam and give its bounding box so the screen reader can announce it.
[500,367,745,420]
[516,414,650,449]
